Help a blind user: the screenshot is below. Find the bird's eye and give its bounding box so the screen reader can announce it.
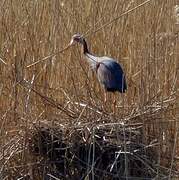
[75,37,80,41]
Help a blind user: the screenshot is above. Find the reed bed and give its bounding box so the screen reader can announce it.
[0,0,178,179]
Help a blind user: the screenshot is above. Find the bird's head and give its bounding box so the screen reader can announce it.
[70,33,84,45]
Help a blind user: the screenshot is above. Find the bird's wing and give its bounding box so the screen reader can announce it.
[97,62,116,87]
[97,60,126,92]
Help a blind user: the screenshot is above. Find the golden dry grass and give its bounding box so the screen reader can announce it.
[0,0,179,179]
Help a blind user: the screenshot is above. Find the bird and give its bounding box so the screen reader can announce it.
[69,33,127,109]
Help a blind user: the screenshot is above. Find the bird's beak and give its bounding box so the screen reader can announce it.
[69,39,74,46]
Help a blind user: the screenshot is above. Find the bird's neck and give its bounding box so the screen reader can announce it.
[82,39,89,54]
[81,39,98,65]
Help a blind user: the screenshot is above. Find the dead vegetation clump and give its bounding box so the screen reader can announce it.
[2,92,178,179]
[28,122,157,180]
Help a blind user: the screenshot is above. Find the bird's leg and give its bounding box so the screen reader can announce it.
[103,91,108,112]
[112,93,117,114]
[104,91,107,104]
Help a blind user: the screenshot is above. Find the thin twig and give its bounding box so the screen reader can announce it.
[84,0,153,37]
[26,44,72,68]
[19,79,77,118]
[0,57,7,65]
